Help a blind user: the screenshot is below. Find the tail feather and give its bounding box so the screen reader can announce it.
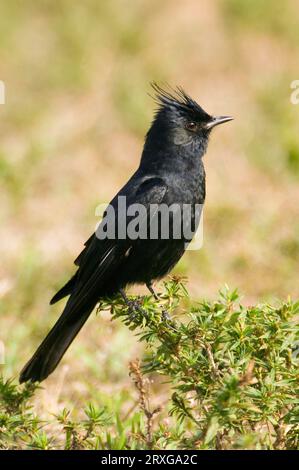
[19,301,95,383]
[50,274,77,305]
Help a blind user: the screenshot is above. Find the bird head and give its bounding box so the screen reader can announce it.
[145,84,233,158]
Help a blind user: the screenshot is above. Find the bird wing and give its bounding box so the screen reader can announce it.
[64,176,168,306]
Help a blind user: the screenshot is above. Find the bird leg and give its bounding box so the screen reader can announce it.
[146,282,172,322]
[146,282,159,300]
[119,288,149,321]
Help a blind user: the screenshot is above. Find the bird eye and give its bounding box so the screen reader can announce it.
[185,121,197,132]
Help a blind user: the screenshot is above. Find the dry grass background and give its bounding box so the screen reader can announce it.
[0,0,299,424]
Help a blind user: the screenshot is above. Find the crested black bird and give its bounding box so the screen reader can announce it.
[19,84,232,383]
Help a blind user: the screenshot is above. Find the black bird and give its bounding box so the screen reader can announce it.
[19,84,232,383]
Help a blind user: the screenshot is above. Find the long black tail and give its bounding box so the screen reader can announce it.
[19,301,95,383]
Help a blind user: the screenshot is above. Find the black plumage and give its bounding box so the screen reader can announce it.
[19,84,232,383]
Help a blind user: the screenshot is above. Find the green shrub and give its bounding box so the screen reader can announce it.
[1,279,298,449]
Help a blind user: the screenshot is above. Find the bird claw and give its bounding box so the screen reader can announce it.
[162,309,172,321]
[128,299,150,322]
[161,310,179,332]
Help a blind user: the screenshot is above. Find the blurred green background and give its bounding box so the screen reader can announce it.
[0,0,298,420]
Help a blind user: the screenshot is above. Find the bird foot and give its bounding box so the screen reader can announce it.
[128,299,149,321]
[119,290,150,322]
[161,309,178,333]
[162,309,172,321]
[147,283,173,324]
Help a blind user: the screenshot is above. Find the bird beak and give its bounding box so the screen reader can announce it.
[205,115,233,130]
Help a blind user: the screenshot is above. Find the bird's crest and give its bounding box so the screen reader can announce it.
[150,82,210,120]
